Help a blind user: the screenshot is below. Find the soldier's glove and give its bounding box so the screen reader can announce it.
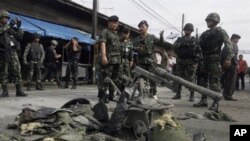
[16,18,22,28]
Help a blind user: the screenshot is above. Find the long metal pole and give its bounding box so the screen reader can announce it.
[92,0,98,84]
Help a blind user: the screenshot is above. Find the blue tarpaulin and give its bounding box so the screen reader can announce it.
[10,13,95,45]
[9,13,44,35]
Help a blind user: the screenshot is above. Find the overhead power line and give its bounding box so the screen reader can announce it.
[127,0,154,20]
[151,0,181,16]
[136,0,181,32]
[131,0,180,32]
[130,0,173,29]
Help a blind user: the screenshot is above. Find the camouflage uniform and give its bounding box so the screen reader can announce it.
[23,37,45,91]
[194,13,233,108]
[133,34,163,96]
[97,28,122,101]
[0,9,27,97]
[120,39,133,77]
[64,43,81,89]
[173,35,199,101]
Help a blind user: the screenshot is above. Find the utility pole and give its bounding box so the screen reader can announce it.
[181,14,184,37]
[92,0,98,84]
[92,0,98,39]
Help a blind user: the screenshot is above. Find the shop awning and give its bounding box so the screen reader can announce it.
[9,13,44,35]
[10,13,95,45]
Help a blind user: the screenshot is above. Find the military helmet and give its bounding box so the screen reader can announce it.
[205,13,220,23]
[183,23,194,31]
[0,9,10,19]
[51,40,58,46]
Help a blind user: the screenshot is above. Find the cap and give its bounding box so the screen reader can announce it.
[231,34,241,39]
[122,27,130,34]
[138,20,149,27]
[108,15,119,22]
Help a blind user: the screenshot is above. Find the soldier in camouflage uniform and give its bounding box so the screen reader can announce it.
[193,13,233,109]
[172,23,200,102]
[0,9,27,97]
[120,27,133,77]
[133,20,164,98]
[23,33,45,91]
[97,15,122,103]
[64,37,81,89]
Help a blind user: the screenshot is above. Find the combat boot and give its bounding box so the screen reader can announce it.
[172,93,181,99]
[1,84,9,97]
[27,82,31,91]
[172,85,181,100]
[193,96,208,107]
[16,84,28,97]
[99,91,109,104]
[189,91,194,102]
[36,83,44,90]
[109,91,114,101]
[103,96,109,104]
[64,81,69,89]
[71,81,77,89]
[57,81,61,88]
[100,95,109,104]
[224,96,237,101]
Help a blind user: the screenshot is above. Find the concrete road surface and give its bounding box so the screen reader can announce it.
[0,80,250,141]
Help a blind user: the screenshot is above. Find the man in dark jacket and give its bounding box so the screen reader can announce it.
[0,9,27,97]
[42,40,61,87]
[221,34,241,101]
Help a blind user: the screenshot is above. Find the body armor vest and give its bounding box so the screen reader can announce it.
[175,37,197,59]
[44,46,56,63]
[27,42,43,62]
[0,25,11,60]
[200,28,224,56]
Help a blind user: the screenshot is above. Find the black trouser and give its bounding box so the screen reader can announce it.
[236,72,245,89]
[42,62,60,85]
[27,62,42,84]
[65,59,78,84]
[221,65,237,97]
